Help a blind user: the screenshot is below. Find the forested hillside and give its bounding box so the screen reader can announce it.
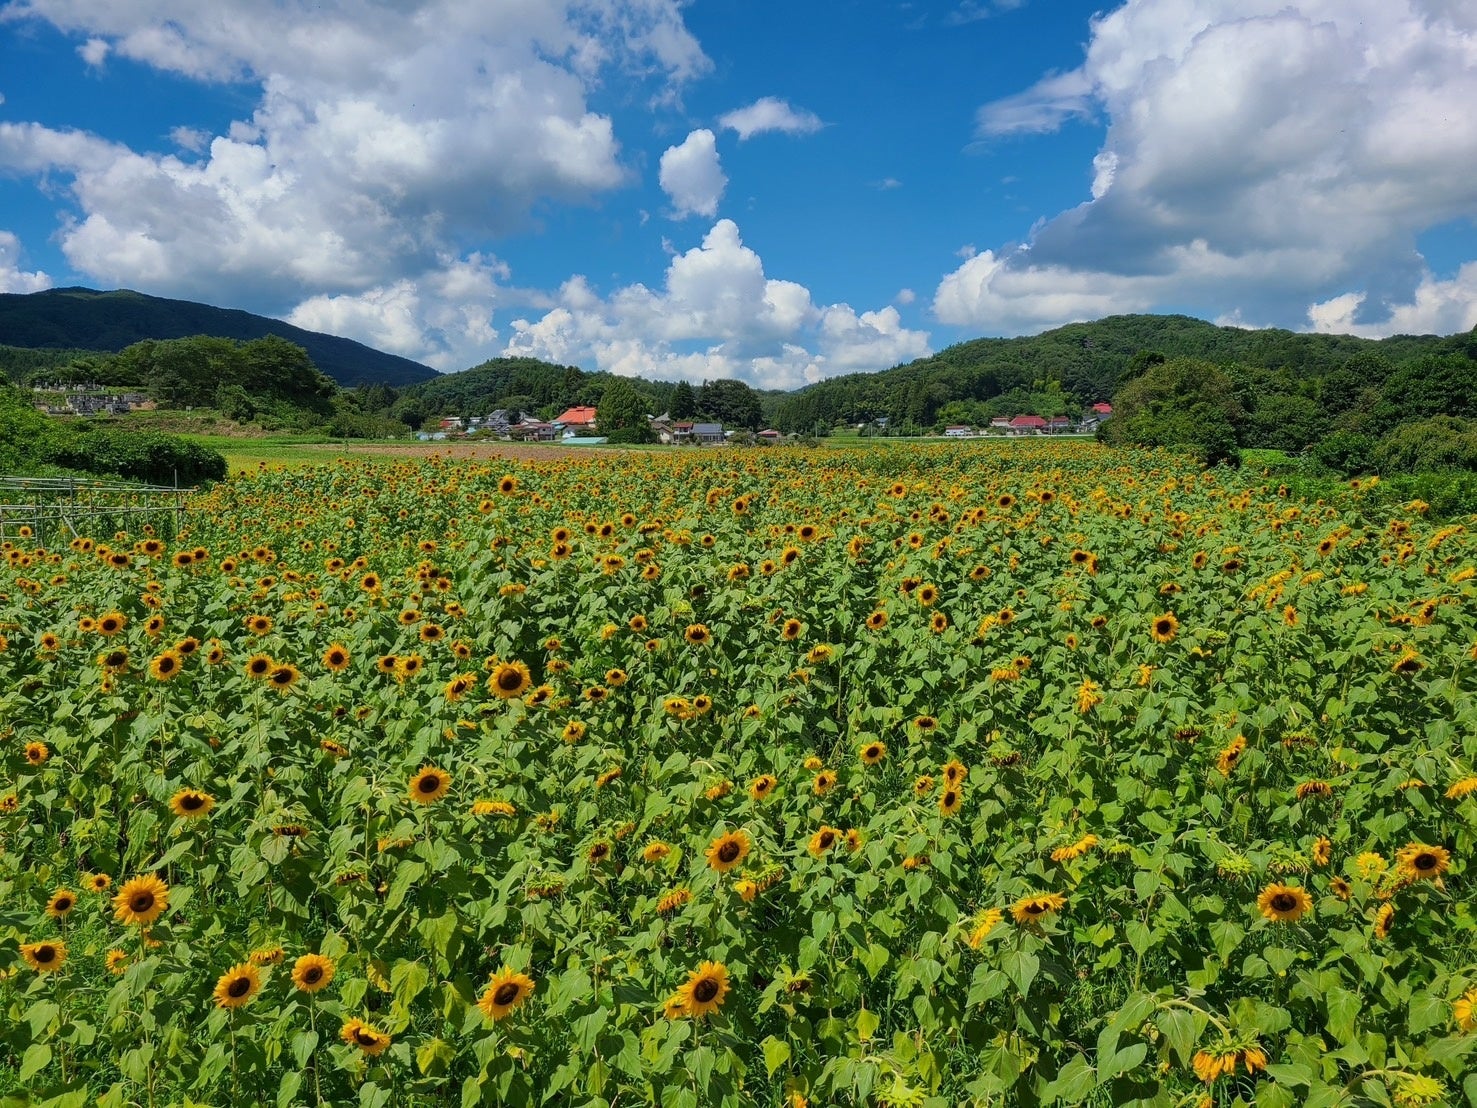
[0,287,436,387]
[771,315,1470,434]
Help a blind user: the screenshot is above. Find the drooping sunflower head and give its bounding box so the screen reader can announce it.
[1010,892,1067,926]
[170,789,215,820]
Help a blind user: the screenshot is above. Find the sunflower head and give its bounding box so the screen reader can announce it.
[113,874,169,927]
[291,953,336,993]
[705,829,751,873]
[479,967,536,1021]
[213,962,263,1008]
[675,961,730,1018]
[1256,883,1312,923]
[409,767,451,804]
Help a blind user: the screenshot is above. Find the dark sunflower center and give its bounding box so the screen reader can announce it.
[693,978,720,1003]
[494,982,521,1006]
[497,671,523,691]
[944,791,958,806]
[182,795,204,810]
[1025,903,1045,915]
[160,658,176,672]
[866,747,880,759]
[1156,620,1172,634]
[131,893,154,912]
[228,977,251,998]
[717,842,740,863]
[1271,893,1297,912]
[355,1030,377,1046]
[56,897,72,910]
[818,832,835,849]
[38,945,57,962]
[1415,853,1437,871]
[418,775,441,793]
[303,966,323,984]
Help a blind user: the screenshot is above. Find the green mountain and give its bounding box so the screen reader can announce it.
[0,287,438,388]
[772,314,1476,432]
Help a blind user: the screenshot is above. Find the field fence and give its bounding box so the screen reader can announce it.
[0,476,196,545]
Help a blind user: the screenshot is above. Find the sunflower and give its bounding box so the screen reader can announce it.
[170,789,215,819]
[808,826,840,856]
[1296,780,1333,801]
[24,741,49,765]
[88,872,112,893]
[1256,883,1312,923]
[967,909,1004,948]
[1454,987,1477,1032]
[675,961,730,1018]
[244,652,274,679]
[1446,776,1477,800]
[930,611,949,633]
[322,643,350,672]
[864,609,889,632]
[1395,843,1450,882]
[498,474,519,494]
[488,660,532,699]
[21,940,67,973]
[812,770,837,795]
[479,967,537,1021]
[46,888,77,918]
[561,720,587,743]
[749,774,777,801]
[1010,892,1067,925]
[780,618,803,641]
[942,760,968,786]
[340,1019,392,1056]
[97,611,126,636]
[938,788,963,817]
[291,953,335,993]
[409,766,451,804]
[212,962,262,1009]
[106,948,129,974]
[1374,903,1395,940]
[113,875,169,927]
[706,830,751,873]
[267,663,300,691]
[245,614,273,635]
[1311,836,1332,867]
[1150,612,1178,643]
[684,623,712,646]
[643,842,672,863]
[860,741,887,766]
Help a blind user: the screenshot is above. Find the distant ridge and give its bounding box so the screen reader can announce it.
[0,287,439,388]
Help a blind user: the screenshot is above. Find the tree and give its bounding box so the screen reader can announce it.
[596,378,655,443]
[1103,357,1244,465]
[697,379,762,430]
[670,380,697,419]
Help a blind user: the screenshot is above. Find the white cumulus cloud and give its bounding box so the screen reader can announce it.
[942,0,1477,336]
[0,230,53,293]
[718,96,823,140]
[658,128,726,219]
[504,219,930,389]
[0,0,708,343]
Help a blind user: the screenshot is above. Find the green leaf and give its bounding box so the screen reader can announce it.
[859,942,890,979]
[857,1008,880,1042]
[1324,987,1359,1045]
[1045,1056,1095,1105]
[1157,1008,1200,1067]
[1001,950,1039,998]
[416,1038,456,1076]
[20,1043,53,1084]
[762,1036,791,1077]
[1407,992,1445,1036]
[276,1073,303,1108]
[291,1030,318,1070]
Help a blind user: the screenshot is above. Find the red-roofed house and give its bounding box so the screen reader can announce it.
[553,406,599,434]
[1009,414,1048,435]
[1091,402,1113,416]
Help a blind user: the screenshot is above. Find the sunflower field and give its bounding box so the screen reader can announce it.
[2,441,1475,1108]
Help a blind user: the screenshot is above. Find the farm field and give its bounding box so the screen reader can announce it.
[2,441,1475,1107]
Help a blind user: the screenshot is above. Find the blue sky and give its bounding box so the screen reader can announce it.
[2,1,1476,383]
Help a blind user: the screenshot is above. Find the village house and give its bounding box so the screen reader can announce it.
[553,406,599,436]
[1008,414,1048,435]
[943,425,973,438]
